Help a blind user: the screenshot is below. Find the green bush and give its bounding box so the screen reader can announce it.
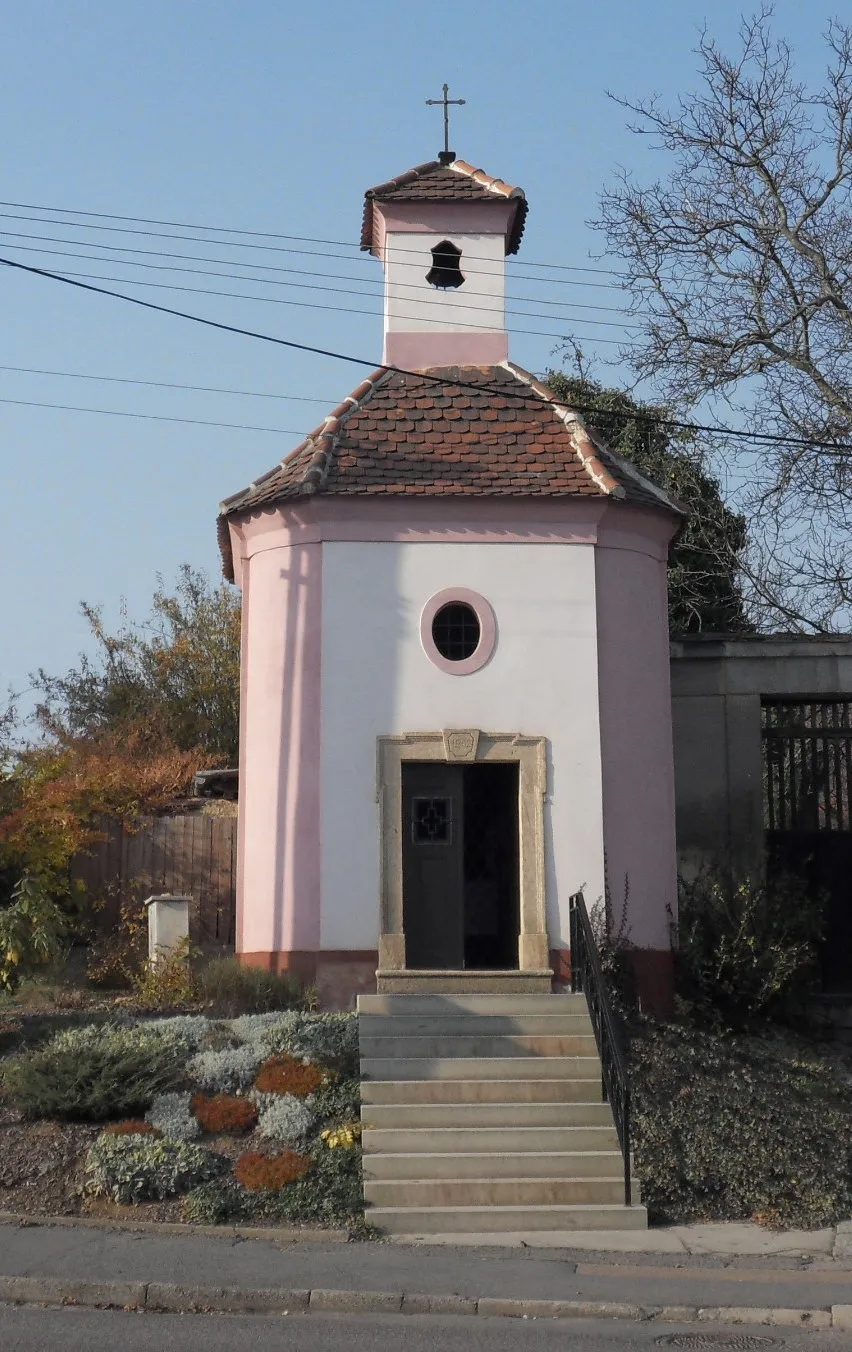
[631,1023,852,1229]
[308,1075,361,1125]
[0,876,69,993]
[195,958,307,1017]
[86,1132,226,1203]
[673,866,824,1029]
[264,1013,359,1077]
[182,1138,363,1227]
[2,1023,184,1121]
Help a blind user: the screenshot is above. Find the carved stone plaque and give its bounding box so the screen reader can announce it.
[442,728,480,762]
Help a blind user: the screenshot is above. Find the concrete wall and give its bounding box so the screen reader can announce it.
[670,636,852,877]
[319,539,606,957]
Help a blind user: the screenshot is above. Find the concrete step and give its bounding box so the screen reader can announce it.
[363,1177,636,1207]
[360,1056,601,1081]
[361,1125,619,1152]
[358,1015,594,1037]
[360,1102,613,1128]
[362,1151,625,1180]
[359,1034,598,1059]
[366,1204,647,1234]
[359,994,587,1015]
[359,1078,604,1105]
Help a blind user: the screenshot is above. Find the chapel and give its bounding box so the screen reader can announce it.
[218,150,684,1014]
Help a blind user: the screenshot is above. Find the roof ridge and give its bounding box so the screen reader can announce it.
[502,361,626,500]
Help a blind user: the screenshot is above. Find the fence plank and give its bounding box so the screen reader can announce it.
[73,812,237,954]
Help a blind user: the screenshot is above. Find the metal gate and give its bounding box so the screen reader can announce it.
[762,699,852,992]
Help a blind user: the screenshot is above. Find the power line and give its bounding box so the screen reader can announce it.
[0,220,627,293]
[3,261,630,343]
[0,234,636,318]
[3,251,850,454]
[0,199,626,278]
[0,394,305,434]
[0,363,335,402]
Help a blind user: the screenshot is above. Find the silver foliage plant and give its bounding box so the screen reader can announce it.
[136,1015,211,1052]
[253,1092,315,1145]
[186,1043,266,1093]
[146,1091,200,1141]
[85,1133,225,1204]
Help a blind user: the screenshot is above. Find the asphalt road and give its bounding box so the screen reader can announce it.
[0,1307,848,1352]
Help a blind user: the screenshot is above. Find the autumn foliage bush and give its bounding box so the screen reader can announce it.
[191,1093,258,1135]
[254,1055,325,1097]
[234,1151,312,1191]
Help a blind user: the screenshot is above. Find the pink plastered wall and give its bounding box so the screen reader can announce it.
[594,511,679,950]
[235,536,322,955]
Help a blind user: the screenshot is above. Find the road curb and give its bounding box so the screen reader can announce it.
[0,1274,844,1326]
[0,1210,350,1245]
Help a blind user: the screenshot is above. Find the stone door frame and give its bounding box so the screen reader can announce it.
[376,730,551,974]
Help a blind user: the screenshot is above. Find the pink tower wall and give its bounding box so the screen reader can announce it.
[595,510,679,1015]
[236,539,322,982]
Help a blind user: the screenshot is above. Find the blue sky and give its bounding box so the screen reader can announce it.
[0,0,834,710]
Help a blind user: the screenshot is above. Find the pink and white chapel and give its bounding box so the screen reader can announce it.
[217,149,683,1015]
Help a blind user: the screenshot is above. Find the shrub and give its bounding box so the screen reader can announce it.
[131,941,197,1010]
[262,1140,363,1225]
[234,1150,312,1191]
[191,1093,258,1135]
[86,900,147,989]
[137,1014,210,1052]
[228,1012,297,1045]
[674,866,824,1028]
[254,1054,325,1097]
[146,1091,200,1141]
[182,1177,248,1225]
[308,1075,361,1125]
[321,1122,361,1149]
[255,1092,315,1145]
[187,1043,266,1093]
[631,1023,852,1229]
[0,875,69,993]
[2,1023,184,1121]
[265,1013,359,1077]
[85,1132,226,1203]
[196,959,305,1017]
[103,1120,162,1137]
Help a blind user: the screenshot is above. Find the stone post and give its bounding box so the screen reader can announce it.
[144,894,191,966]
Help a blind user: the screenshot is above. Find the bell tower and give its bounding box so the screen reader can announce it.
[360,156,528,369]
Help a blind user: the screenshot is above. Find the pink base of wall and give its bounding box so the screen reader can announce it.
[238,950,378,1010]
[551,947,674,1019]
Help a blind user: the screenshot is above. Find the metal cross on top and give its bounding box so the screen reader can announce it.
[426,83,466,160]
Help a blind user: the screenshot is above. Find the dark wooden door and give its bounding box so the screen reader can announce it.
[402,762,464,969]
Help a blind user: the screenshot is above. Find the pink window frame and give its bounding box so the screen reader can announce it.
[420,588,497,675]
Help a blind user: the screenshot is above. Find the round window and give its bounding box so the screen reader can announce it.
[431,601,481,662]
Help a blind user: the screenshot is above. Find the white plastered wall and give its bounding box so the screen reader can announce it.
[383,233,505,334]
[319,540,605,954]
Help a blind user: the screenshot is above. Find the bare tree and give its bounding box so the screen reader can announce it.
[597,8,852,629]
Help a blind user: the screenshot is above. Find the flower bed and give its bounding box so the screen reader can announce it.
[0,1010,363,1228]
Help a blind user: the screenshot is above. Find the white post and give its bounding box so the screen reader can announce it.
[144,894,191,967]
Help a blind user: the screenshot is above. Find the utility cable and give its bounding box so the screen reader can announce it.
[0,394,303,434]
[0,363,334,402]
[3,251,850,453]
[0,199,626,278]
[0,234,635,317]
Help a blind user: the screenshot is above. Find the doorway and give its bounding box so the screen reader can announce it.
[401,761,520,970]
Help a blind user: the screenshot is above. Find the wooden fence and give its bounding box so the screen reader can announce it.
[72,811,237,950]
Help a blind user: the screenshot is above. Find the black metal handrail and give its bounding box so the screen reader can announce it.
[568,890,633,1207]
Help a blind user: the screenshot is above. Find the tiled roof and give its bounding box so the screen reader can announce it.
[361,158,528,255]
[218,364,684,578]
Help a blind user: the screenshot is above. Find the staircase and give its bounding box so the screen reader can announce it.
[357,992,645,1235]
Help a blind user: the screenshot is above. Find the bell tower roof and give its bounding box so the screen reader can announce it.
[360,158,528,256]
